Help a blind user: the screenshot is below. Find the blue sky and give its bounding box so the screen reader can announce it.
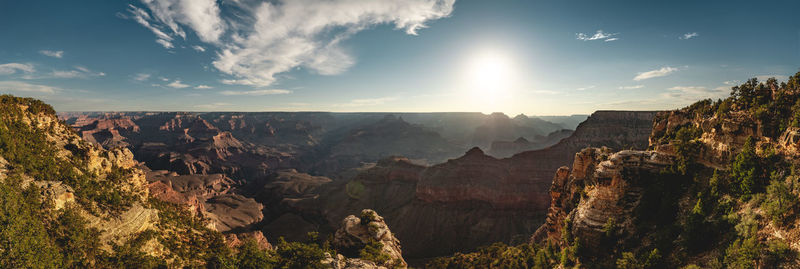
[0,0,798,115]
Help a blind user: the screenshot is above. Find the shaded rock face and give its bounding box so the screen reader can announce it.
[204,194,264,232]
[532,149,675,255]
[472,112,564,149]
[507,110,659,199]
[308,115,463,178]
[488,129,574,158]
[332,209,407,268]
[288,154,545,259]
[416,147,551,210]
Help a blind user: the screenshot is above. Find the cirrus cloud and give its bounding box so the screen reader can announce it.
[0,81,60,94]
[619,85,644,90]
[634,67,679,81]
[128,0,456,87]
[679,32,699,40]
[166,79,190,88]
[576,30,619,42]
[39,50,65,58]
[0,63,35,75]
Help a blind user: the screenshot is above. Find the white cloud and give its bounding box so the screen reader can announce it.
[576,85,595,91]
[220,89,291,96]
[125,4,175,49]
[679,32,699,40]
[576,30,619,42]
[140,0,225,43]
[130,0,455,87]
[633,66,679,81]
[723,80,739,85]
[39,50,64,58]
[0,81,59,94]
[51,66,105,79]
[51,70,82,78]
[192,45,205,52]
[155,39,174,49]
[194,84,212,89]
[166,80,190,88]
[619,85,644,90]
[0,63,35,75]
[666,86,728,101]
[668,86,709,94]
[134,73,151,81]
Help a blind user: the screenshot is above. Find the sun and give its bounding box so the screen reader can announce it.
[463,50,515,112]
[469,52,510,90]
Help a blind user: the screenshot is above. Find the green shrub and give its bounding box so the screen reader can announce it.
[763,178,798,225]
[730,137,761,196]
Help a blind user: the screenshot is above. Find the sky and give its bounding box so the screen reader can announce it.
[0,0,799,115]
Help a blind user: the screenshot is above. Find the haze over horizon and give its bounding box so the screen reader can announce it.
[1,0,799,115]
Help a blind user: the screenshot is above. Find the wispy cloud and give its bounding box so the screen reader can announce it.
[220,89,291,96]
[576,85,595,91]
[39,50,64,58]
[0,81,60,94]
[723,80,739,86]
[166,80,189,88]
[50,66,105,79]
[667,86,712,94]
[155,39,174,49]
[576,30,619,42]
[0,63,35,75]
[134,73,151,81]
[633,66,679,81]
[618,85,644,90]
[123,4,178,49]
[665,86,727,102]
[679,32,699,40]
[128,0,455,87]
[194,85,212,89]
[192,45,205,52]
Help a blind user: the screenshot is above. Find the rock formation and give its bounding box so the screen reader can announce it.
[328,209,407,268]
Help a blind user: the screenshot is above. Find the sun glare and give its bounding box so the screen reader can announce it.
[463,50,515,112]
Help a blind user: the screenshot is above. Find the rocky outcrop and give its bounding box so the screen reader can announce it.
[532,149,675,254]
[68,114,140,148]
[650,109,756,167]
[225,231,273,250]
[332,209,407,268]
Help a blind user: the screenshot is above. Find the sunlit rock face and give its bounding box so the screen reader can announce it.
[532,148,674,253]
[332,209,407,268]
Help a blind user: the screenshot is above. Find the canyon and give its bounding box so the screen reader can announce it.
[58,109,656,260]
